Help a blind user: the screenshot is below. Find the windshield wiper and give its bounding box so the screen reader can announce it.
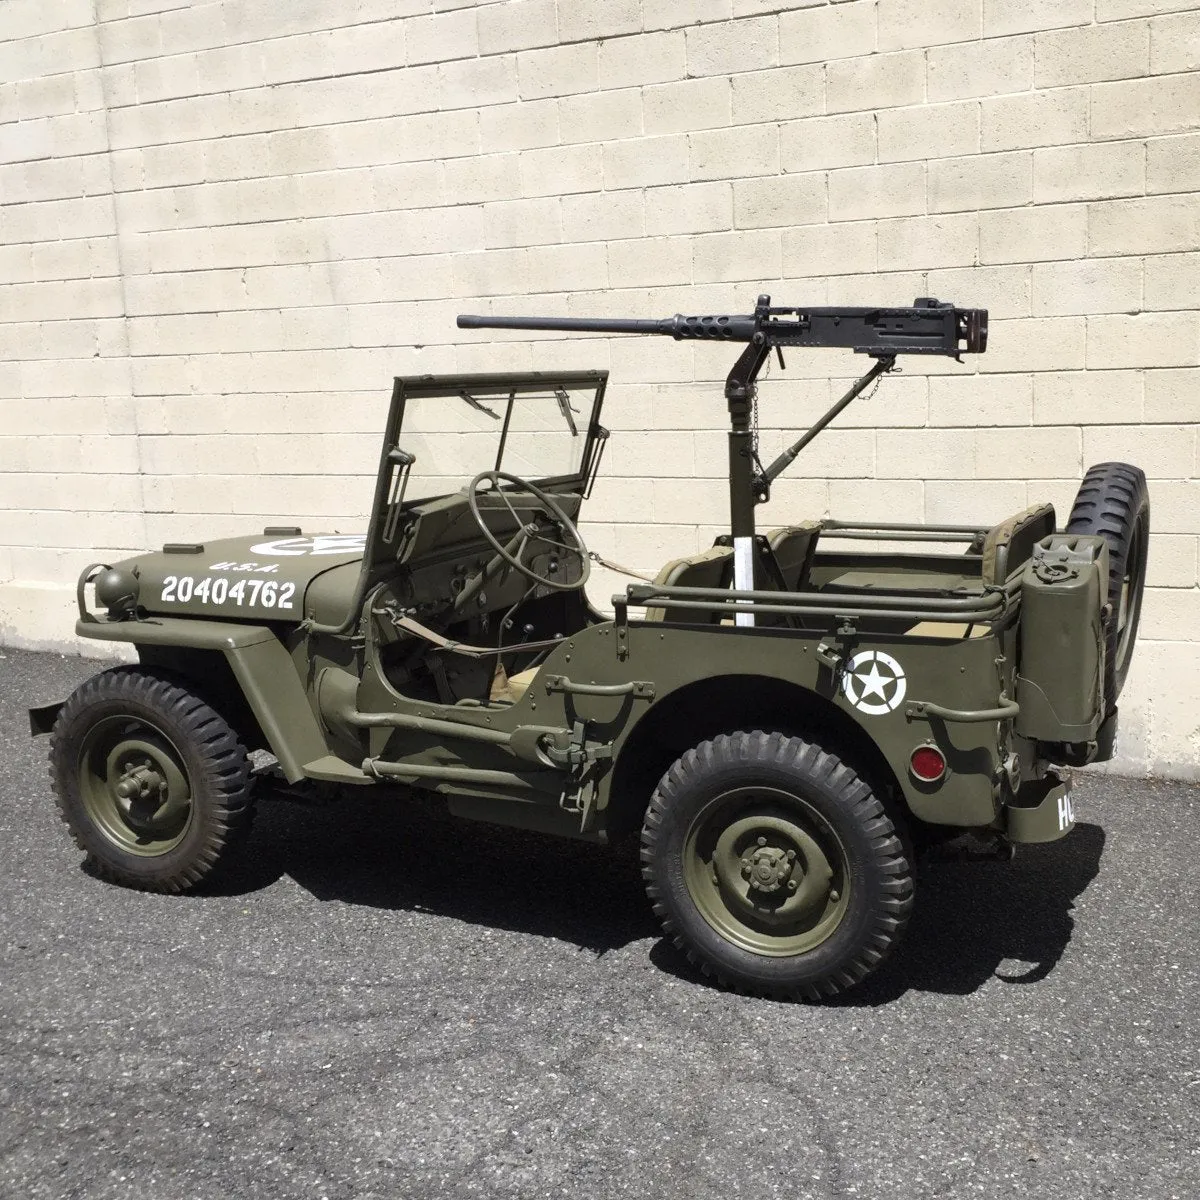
[555,388,578,436]
[459,389,500,419]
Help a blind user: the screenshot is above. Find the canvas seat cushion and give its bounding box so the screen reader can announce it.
[981,503,1055,585]
[765,521,822,590]
[647,545,734,623]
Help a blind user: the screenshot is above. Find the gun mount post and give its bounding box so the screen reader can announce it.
[722,297,774,618]
[724,321,770,616]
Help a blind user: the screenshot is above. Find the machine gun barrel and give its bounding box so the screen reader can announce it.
[459,299,987,358]
[456,313,758,339]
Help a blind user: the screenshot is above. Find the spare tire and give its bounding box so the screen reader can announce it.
[1066,462,1150,709]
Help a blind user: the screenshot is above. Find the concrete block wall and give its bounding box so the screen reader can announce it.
[1,0,1197,776]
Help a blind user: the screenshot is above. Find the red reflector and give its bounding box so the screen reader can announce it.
[910,745,946,783]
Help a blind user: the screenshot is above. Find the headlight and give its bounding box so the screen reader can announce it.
[94,567,140,618]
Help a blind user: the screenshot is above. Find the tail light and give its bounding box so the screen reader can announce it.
[910,744,947,783]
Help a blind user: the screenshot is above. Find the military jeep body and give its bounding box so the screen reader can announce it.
[32,297,1149,1000]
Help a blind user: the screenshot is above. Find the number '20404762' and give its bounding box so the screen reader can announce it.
[160,575,296,610]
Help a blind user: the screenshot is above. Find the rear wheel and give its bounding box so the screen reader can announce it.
[49,667,255,892]
[1066,462,1150,709]
[641,731,914,1000]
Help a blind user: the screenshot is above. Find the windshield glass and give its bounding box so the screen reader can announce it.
[398,381,595,502]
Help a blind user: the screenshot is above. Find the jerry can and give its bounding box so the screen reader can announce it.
[1015,534,1109,744]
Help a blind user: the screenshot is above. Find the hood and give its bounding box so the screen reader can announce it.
[114,532,367,623]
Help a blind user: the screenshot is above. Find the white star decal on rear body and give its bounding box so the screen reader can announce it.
[842,650,907,716]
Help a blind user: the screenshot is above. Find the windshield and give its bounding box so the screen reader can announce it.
[397,380,599,502]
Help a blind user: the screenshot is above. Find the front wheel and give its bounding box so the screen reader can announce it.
[49,667,255,892]
[641,731,914,1000]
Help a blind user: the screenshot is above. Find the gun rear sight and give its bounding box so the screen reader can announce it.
[458,296,988,359]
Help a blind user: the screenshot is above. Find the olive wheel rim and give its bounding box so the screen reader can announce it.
[1114,514,1147,680]
[76,714,194,855]
[682,785,850,958]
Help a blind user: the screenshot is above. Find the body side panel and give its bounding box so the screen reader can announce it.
[344,615,1006,829]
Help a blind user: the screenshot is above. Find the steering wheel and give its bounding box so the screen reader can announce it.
[466,470,591,592]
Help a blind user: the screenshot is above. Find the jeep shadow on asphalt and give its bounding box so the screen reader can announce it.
[198,788,1105,1002]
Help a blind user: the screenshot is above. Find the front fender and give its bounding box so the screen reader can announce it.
[76,617,326,783]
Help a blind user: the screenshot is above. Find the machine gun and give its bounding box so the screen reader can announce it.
[459,296,986,357]
[458,295,988,592]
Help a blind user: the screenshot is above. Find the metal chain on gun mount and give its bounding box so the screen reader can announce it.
[859,359,896,406]
[748,351,767,482]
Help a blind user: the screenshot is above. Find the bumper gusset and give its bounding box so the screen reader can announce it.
[1005,772,1075,843]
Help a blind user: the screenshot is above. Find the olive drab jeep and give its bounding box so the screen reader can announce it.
[30,297,1150,1001]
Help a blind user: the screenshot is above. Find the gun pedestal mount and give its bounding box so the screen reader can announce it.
[458,295,988,594]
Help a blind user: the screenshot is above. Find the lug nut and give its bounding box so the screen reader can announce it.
[756,836,767,847]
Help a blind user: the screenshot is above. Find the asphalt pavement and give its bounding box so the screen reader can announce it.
[2,647,1197,1200]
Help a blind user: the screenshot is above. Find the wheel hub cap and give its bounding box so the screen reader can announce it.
[742,840,796,893]
[115,762,165,803]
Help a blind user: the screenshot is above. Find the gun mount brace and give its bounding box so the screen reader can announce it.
[457,295,988,595]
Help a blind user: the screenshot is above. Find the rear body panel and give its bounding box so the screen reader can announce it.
[595,620,1007,828]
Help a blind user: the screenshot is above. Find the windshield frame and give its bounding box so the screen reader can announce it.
[389,370,607,503]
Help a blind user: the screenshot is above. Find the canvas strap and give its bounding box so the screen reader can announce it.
[394,615,565,658]
[587,550,656,583]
